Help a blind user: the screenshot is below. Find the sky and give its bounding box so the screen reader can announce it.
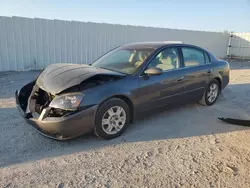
[1,0,250,32]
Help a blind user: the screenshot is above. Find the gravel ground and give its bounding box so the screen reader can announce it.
[1,61,250,187]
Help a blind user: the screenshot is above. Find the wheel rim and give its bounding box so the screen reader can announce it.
[207,83,219,103]
[101,106,126,135]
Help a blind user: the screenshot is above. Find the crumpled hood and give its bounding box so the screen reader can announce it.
[36,63,125,95]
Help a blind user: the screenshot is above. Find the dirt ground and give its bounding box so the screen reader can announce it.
[1,61,250,188]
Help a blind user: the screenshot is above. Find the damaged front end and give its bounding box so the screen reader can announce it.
[15,63,125,140]
[15,80,97,140]
[16,80,77,119]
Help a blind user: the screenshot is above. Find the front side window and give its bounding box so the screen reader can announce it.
[92,47,154,74]
[182,47,205,67]
[147,47,180,71]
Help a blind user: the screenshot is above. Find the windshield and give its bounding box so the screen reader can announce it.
[91,47,155,74]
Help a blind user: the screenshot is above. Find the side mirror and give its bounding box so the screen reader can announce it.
[144,67,163,75]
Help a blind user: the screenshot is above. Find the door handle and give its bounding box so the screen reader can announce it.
[207,69,212,73]
[177,76,184,82]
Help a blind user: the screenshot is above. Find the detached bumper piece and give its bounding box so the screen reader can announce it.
[218,117,250,127]
[15,90,97,140]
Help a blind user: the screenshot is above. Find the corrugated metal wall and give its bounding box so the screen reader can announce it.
[229,33,250,58]
[0,16,230,71]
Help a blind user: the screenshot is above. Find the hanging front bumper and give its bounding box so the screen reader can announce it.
[15,90,97,140]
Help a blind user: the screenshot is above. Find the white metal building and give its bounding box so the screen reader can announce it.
[0,16,246,71]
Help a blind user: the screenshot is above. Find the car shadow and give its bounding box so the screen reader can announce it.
[1,83,250,167]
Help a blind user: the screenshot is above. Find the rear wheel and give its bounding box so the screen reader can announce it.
[94,98,130,139]
[199,79,220,106]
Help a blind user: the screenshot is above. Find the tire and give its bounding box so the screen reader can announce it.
[94,98,131,139]
[199,79,220,106]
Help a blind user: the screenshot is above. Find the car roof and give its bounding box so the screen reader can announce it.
[122,41,185,49]
[121,41,213,56]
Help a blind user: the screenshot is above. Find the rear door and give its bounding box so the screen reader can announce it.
[137,47,188,112]
[179,47,213,102]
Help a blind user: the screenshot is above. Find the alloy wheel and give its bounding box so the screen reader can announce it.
[101,106,126,135]
[207,83,219,103]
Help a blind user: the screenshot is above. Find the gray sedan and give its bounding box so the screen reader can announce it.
[16,41,230,140]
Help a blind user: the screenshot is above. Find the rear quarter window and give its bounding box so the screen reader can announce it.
[204,52,211,64]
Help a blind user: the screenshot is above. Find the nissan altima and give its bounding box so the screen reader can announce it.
[15,41,230,140]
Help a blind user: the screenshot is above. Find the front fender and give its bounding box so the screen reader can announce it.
[79,76,138,110]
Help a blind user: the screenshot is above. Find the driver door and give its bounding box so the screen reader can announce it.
[137,47,187,112]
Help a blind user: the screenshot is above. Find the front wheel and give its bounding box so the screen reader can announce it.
[94,98,130,139]
[199,79,220,106]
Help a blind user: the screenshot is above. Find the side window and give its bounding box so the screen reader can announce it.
[204,52,211,64]
[147,47,180,71]
[181,47,205,67]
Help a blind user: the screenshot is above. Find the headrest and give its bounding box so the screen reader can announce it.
[162,51,175,59]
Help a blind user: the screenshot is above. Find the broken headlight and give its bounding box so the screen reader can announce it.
[49,94,84,111]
